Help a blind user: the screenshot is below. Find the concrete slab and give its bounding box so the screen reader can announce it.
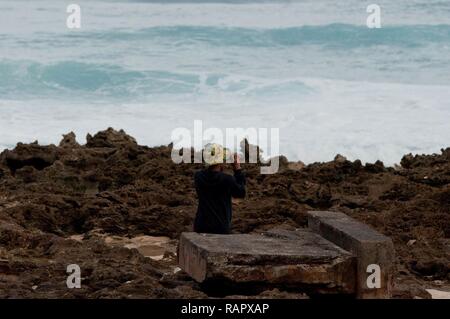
[178,230,356,294]
[306,211,395,299]
[426,289,450,299]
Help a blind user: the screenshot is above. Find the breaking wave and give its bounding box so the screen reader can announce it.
[62,24,450,48]
[0,60,313,100]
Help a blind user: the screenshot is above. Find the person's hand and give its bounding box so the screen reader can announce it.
[233,153,241,171]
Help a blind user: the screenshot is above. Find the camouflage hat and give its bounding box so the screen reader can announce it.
[203,143,231,166]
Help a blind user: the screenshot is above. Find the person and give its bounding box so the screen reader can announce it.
[193,144,246,234]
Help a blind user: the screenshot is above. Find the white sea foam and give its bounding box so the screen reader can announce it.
[1,77,449,165]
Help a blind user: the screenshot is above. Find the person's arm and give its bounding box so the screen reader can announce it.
[230,154,246,198]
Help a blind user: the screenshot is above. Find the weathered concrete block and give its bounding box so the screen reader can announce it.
[178,231,356,294]
[306,211,395,299]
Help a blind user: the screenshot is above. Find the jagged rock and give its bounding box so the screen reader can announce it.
[1,143,58,172]
[59,132,80,148]
[365,160,385,173]
[400,148,450,169]
[86,128,137,148]
[15,166,38,183]
[334,154,347,163]
[287,161,305,171]
[0,129,448,298]
[401,153,415,168]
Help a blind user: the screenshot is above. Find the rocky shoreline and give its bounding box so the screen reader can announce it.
[0,128,449,298]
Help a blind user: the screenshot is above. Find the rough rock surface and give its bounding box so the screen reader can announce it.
[306,211,395,298]
[179,231,356,296]
[0,128,449,298]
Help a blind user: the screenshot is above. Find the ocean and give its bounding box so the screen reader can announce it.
[1,0,449,164]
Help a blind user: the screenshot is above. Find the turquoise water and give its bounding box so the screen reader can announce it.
[1,0,450,163]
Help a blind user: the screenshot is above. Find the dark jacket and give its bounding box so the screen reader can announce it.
[193,169,246,234]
